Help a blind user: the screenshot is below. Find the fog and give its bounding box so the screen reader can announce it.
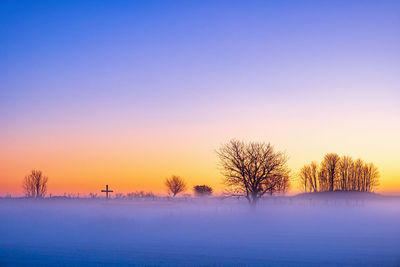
[1,193,399,266]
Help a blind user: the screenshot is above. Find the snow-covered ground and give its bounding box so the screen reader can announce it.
[0,194,399,266]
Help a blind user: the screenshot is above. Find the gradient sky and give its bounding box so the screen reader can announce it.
[1,0,399,196]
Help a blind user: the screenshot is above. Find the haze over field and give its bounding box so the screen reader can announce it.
[0,194,399,266]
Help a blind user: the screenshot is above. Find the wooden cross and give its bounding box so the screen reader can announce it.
[101,185,113,199]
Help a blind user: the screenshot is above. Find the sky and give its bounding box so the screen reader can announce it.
[1,0,399,196]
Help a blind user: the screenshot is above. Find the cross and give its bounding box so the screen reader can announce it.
[101,185,113,199]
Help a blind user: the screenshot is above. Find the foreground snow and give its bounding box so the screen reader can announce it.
[0,194,399,266]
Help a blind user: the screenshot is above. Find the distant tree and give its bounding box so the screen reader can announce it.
[127,191,156,199]
[193,185,213,196]
[217,139,290,206]
[299,165,310,192]
[299,154,379,192]
[317,168,328,191]
[363,162,380,192]
[299,162,319,192]
[165,175,187,197]
[23,170,48,198]
[352,158,364,191]
[338,156,353,191]
[309,162,319,192]
[320,153,340,191]
[271,173,290,195]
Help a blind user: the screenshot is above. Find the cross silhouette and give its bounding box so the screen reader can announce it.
[101,185,113,199]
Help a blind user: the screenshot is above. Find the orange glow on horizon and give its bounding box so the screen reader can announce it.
[1,95,399,197]
[1,132,399,196]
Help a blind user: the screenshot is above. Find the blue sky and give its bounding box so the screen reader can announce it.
[1,0,399,194]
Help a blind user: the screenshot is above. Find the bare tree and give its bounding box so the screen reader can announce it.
[309,162,319,192]
[299,154,379,192]
[217,139,290,206]
[193,185,213,196]
[272,172,290,194]
[23,170,48,198]
[127,191,155,199]
[363,162,380,192]
[299,162,319,192]
[320,153,340,191]
[338,156,353,191]
[348,158,364,191]
[318,168,329,191]
[165,175,187,197]
[299,165,310,192]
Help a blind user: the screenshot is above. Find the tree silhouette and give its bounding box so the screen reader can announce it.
[23,170,48,198]
[363,162,380,191]
[270,173,290,195]
[299,162,319,192]
[320,153,340,191]
[300,164,310,192]
[338,156,353,190]
[299,154,379,192]
[165,175,186,197]
[193,185,213,196]
[127,191,155,199]
[217,139,290,206]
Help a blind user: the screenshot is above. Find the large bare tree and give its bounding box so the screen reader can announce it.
[217,139,290,205]
[23,170,48,198]
[165,175,187,197]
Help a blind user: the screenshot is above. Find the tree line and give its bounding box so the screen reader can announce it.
[164,175,213,197]
[299,153,379,193]
[21,140,380,205]
[22,170,213,199]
